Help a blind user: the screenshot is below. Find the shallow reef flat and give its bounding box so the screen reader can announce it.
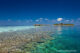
[0,26,54,53]
[0,26,80,53]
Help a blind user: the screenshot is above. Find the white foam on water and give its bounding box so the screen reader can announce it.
[0,26,36,32]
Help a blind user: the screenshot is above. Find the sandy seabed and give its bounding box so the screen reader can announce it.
[0,26,54,53]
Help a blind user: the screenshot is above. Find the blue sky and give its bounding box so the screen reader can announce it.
[0,0,80,25]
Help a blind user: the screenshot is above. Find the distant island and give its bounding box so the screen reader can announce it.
[54,23,74,26]
[34,23,74,26]
[34,24,49,26]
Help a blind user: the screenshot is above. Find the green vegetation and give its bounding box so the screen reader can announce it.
[54,23,74,26]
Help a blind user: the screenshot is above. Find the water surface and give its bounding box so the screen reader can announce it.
[0,26,80,53]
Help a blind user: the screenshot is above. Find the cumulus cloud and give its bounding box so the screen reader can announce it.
[66,20,70,21]
[57,18,63,21]
[35,19,39,22]
[45,18,48,21]
[35,18,44,22]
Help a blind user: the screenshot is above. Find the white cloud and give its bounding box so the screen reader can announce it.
[35,19,39,22]
[57,18,63,21]
[39,18,43,20]
[45,18,48,21]
[66,20,69,21]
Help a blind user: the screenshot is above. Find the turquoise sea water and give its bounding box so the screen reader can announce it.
[0,26,80,53]
[35,26,80,53]
[53,26,80,53]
